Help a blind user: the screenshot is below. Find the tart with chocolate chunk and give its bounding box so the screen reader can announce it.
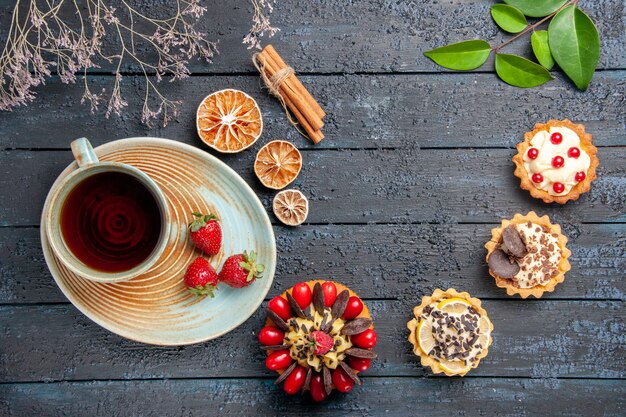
[260,280,377,401]
[407,288,493,377]
[513,119,599,204]
[485,212,571,298]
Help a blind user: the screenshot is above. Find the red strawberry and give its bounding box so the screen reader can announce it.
[184,257,218,297]
[218,250,264,288]
[189,212,222,255]
[310,331,334,355]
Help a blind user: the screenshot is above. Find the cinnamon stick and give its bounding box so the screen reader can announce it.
[257,51,324,143]
[264,45,326,119]
[259,50,323,132]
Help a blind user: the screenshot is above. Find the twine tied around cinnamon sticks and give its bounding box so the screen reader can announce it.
[253,45,325,144]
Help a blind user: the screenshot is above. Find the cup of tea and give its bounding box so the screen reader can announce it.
[45,138,171,283]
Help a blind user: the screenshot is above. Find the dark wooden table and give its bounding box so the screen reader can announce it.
[1,0,624,416]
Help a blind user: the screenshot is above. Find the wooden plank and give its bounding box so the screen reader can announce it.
[0,72,625,150]
[1,300,623,382]
[1,224,624,304]
[0,378,624,417]
[0,0,624,74]
[1,148,624,227]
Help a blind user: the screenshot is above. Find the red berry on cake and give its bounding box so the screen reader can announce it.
[322,282,337,307]
[184,257,218,297]
[568,147,581,158]
[291,282,312,309]
[531,173,543,183]
[268,296,292,321]
[342,296,364,320]
[218,250,264,288]
[351,328,377,349]
[527,148,539,159]
[265,349,292,370]
[552,155,565,168]
[553,182,565,194]
[575,171,586,182]
[258,326,285,346]
[188,212,222,255]
[550,132,563,144]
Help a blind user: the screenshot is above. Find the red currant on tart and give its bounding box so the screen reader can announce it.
[526,147,539,160]
[575,171,586,182]
[531,173,543,183]
[552,155,565,168]
[550,132,563,144]
[261,280,377,401]
[568,147,581,158]
[553,182,565,194]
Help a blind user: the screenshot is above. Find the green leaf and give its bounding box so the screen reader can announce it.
[531,30,555,70]
[503,0,567,17]
[490,4,528,33]
[495,53,553,88]
[548,6,600,90]
[424,40,491,70]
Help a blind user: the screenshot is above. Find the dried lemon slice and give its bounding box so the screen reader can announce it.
[254,140,302,190]
[273,189,308,226]
[196,89,263,153]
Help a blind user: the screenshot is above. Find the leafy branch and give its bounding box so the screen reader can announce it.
[424,0,600,90]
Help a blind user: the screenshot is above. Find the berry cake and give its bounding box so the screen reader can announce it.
[259,280,377,401]
[513,119,599,204]
[485,212,571,298]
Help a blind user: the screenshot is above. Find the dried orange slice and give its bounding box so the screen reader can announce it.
[254,140,302,189]
[273,189,309,226]
[196,89,263,153]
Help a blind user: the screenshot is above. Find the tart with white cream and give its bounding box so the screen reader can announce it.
[485,212,571,298]
[407,288,493,377]
[513,119,599,203]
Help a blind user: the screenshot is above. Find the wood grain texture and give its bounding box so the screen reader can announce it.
[0,72,624,150]
[0,378,624,417]
[1,224,624,304]
[0,0,624,74]
[1,300,624,383]
[1,147,623,227]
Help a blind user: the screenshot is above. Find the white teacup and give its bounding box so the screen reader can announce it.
[44,138,171,283]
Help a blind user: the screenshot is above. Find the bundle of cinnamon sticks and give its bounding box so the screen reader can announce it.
[256,45,326,143]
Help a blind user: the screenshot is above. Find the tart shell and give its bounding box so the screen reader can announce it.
[265,280,373,375]
[485,211,571,299]
[513,119,599,204]
[407,288,493,377]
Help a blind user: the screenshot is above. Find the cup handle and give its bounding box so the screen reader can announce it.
[71,138,99,167]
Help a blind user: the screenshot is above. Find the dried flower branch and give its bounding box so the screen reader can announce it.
[244,0,280,50]
[0,0,278,126]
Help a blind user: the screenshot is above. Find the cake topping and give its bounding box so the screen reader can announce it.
[489,222,562,288]
[523,126,591,196]
[417,298,490,369]
[501,225,527,258]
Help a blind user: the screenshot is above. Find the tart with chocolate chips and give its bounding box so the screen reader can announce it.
[485,211,571,298]
[407,288,493,377]
[513,119,599,204]
[260,280,377,401]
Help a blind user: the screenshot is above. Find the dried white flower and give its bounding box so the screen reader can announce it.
[1,0,277,126]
